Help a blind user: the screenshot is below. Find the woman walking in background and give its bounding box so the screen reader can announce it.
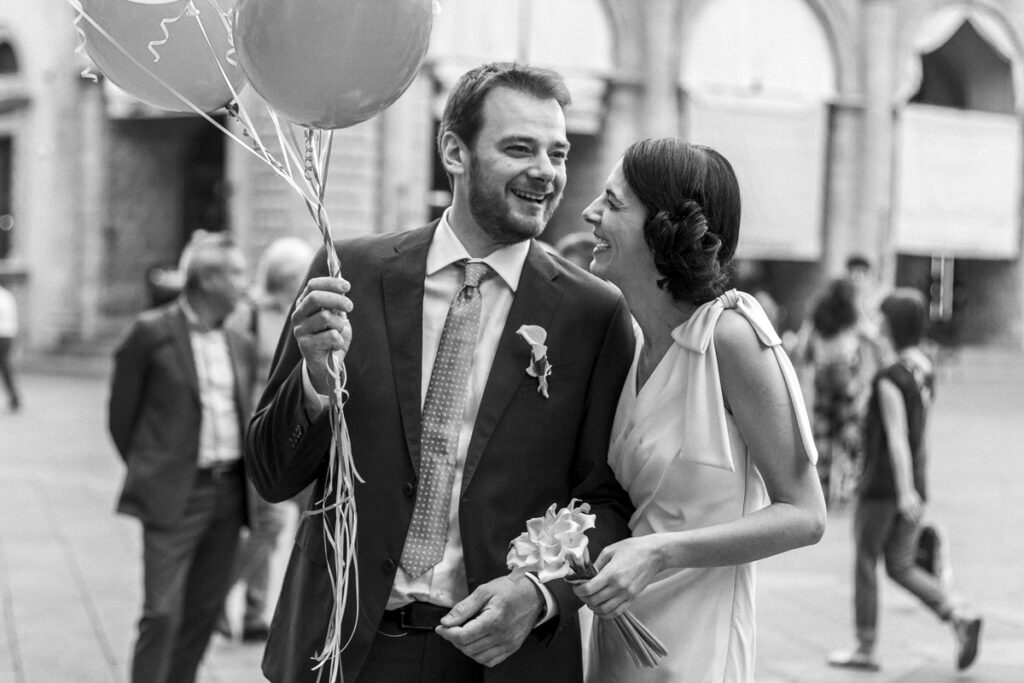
[798,278,874,507]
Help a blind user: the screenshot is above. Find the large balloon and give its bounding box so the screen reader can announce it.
[78,0,246,113]
[233,0,433,129]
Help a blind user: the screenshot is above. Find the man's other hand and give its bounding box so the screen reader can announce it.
[435,574,544,667]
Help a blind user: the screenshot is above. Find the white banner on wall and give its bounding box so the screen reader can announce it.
[894,104,1021,258]
[685,92,828,261]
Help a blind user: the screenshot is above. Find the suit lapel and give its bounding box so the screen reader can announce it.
[462,242,561,494]
[169,304,201,401]
[381,225,435,475]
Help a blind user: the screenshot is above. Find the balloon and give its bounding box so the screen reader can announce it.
[77,0,246,113]
[233,0,433,129]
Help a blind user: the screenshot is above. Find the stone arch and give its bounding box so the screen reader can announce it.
[596,0,641,76]
[0,26,22,76]
[679,0,838,100]
[0,41,18,75]
[801,0,858,98]
[897,1,1024,111]
[428,0,616,132]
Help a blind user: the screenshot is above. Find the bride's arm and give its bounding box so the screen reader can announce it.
[574,309,826,619]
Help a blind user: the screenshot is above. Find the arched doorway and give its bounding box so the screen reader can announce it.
[893,7,1024,346]
[102,110,226,315]
[0,36,22,263]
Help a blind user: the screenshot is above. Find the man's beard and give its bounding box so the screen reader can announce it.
[466,163,561,245]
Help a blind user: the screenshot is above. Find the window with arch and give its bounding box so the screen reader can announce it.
[0,39,18,75]
[912,21,1013,114]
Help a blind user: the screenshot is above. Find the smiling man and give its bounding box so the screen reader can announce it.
[246,62,635,683]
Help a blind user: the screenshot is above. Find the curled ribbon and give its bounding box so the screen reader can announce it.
[148,0,200,62]
[70,3,100,82]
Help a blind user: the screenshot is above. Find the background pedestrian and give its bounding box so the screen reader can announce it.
[108,230,255,683]
[829,288,982,672]
[0,277,21,412]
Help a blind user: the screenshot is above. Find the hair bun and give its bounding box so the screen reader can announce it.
[647,200,712,256]
[671,200,709,249]
[644,199,728,305]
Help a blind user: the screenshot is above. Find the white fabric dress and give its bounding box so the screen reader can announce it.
[586,290,817,683]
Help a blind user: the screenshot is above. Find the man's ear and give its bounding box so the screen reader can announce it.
[440,131,469,178]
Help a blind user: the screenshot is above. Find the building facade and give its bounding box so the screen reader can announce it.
[1,0,1022,353]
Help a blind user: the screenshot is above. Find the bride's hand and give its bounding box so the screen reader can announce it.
[572,536,665,619]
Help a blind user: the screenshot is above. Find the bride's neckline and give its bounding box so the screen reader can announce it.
[634,307,699,395]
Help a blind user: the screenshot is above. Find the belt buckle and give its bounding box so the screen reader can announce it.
[399,604,441,631]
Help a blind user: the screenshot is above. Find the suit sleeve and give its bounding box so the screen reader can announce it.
[245,250,335,503]
[547,294,636,629]
[108,321,150,462]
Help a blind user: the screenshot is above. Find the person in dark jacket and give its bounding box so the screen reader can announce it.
[109,231,255,683]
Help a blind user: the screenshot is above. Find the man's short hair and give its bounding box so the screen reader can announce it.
[436,62,572,159]
[180,230,239,293]
[880,288,928,350]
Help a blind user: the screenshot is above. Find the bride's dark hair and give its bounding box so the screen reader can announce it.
[621,138,741,305]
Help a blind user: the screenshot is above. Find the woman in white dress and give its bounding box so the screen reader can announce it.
[573,138,827,682]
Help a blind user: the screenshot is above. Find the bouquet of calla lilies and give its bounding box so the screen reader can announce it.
[506,500,668,668]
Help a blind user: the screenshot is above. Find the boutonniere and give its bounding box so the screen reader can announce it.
[516,324,552,399]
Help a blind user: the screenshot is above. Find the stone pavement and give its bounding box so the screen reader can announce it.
[0,348,1022,682]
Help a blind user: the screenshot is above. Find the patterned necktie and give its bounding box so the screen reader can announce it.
[400,260,493,577]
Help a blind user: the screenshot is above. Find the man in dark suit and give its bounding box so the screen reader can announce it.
[247,62,635,682]
[109,231,255,683]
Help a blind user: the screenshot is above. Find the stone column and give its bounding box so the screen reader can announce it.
[75,76,109,342]
[823,99,867,277]
[860,0,900,287]
[598,0,645,173]
[377,74,432,234]
[639,0,681,138]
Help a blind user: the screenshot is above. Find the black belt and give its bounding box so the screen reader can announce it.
[381,602,450,631]
[197,461,243,482]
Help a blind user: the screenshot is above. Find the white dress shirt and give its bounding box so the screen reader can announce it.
[181,298,241,467]
[0,286,17,338]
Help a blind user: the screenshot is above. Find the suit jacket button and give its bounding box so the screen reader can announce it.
[402,482,414,498]
[382,558,396,573]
